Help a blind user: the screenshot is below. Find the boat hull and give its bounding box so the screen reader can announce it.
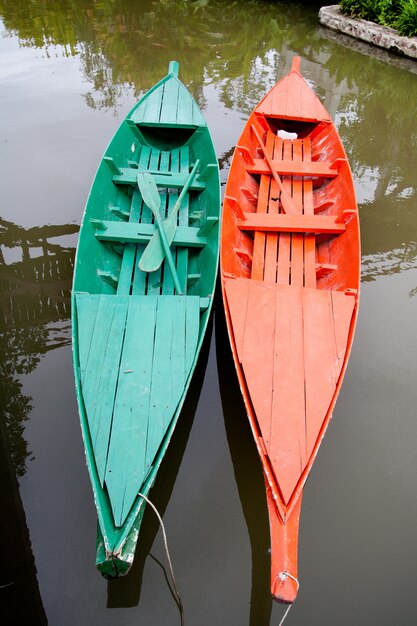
[72,61,220,576]
[220,57,360,603]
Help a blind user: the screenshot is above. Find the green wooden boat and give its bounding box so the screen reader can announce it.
[72,61,220,578]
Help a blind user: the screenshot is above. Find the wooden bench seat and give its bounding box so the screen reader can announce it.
[237,213,346,234]
[92,220,207,247]
[113,168,206,191]
[246,158,340,178]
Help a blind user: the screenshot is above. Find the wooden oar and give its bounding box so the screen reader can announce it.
[139,159,200,273]
[137,172,183,295]
[251,123,297,215]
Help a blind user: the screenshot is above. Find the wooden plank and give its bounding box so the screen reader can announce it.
[130,191,147,295]
[290,140,304,287]
[170,148,180,174]
[269,285,306,504]
[96,222,207,247]
[331,290,356,367]
[145,296,199,467]
[240,280,276,446]
[275,137,291,286]
[246,158,339,178]
[251,132,274,280]
[170,297,187,390]
[251,125,297,215]
[75,293,99,380]
[162,191,177,295]
[132,147,153,295]
[116,166,144,295]
[146,149,164,295]
[159,77,180,124]
[263,135,280,283]
[191,97,206,127]
[78,294,129,486]
[176,86,194,126]
[176,147,190,293]
[224,277,250,363]
[131,101,147,125]
[250,174,269,280]
[303,288,339,457]
[116,244,136,294]
[162,146,181,294]
[104,296,158,526]
[302,138,317,288]
[145,297,175,469]
[237,213,346,234]
[256,65,331,123]
[185,296,200,372]
[113,169,205,191]
[142,84,165,124]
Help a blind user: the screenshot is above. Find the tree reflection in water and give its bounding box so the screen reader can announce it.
[0,218,78,477]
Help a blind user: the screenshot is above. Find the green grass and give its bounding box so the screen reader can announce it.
[340,0,417,36]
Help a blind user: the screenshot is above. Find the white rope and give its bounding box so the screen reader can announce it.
[138,492,184,626]
[275,571,300,626]
[277,604,293,626]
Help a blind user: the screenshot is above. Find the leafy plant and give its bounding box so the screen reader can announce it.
[340,0,380,22]
[340,0,417,37]
[395,0,417,36]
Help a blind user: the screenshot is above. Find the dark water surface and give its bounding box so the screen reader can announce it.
[1,1,417,624]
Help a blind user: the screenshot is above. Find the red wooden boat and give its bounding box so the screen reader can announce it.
[220,57,360,604]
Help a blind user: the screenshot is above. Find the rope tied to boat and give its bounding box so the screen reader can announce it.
[275,571,299,626]
[138,492,184,626]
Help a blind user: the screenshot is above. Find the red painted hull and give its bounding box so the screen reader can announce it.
[220,58,360,604]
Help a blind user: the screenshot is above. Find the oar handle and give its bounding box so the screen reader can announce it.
[150,206,183,295]
[168,159,200,236]
[251,123,297,215]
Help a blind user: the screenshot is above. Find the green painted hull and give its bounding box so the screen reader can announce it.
[72,61,220,577]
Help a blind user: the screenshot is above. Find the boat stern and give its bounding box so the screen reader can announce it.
[266,481,302,604]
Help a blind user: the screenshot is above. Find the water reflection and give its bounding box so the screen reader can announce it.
[0,220,78,625]
[0,416,47,625]
[0,0,313,112]
[215,300,272,626]
[0,219,78,476]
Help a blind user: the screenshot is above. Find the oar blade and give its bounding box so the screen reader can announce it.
[139,230,165,272]
[137,172,160,213]
[139,212,177,272]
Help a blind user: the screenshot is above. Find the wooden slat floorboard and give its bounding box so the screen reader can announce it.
[302,138,317,288]
[277,137,291,286]
[146,297,177,468]
[105,296,158,526]
[224,277,249,363]
[224,278,355,505]
[176,147,190,293]
[185,297,200,372]
[270,285,306,503]
[146,148,164,295]
[263,134,279,283]
[78,294,129,486]
[251,132,274,280]
[290,140,304,287]
[240,280,275,444]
